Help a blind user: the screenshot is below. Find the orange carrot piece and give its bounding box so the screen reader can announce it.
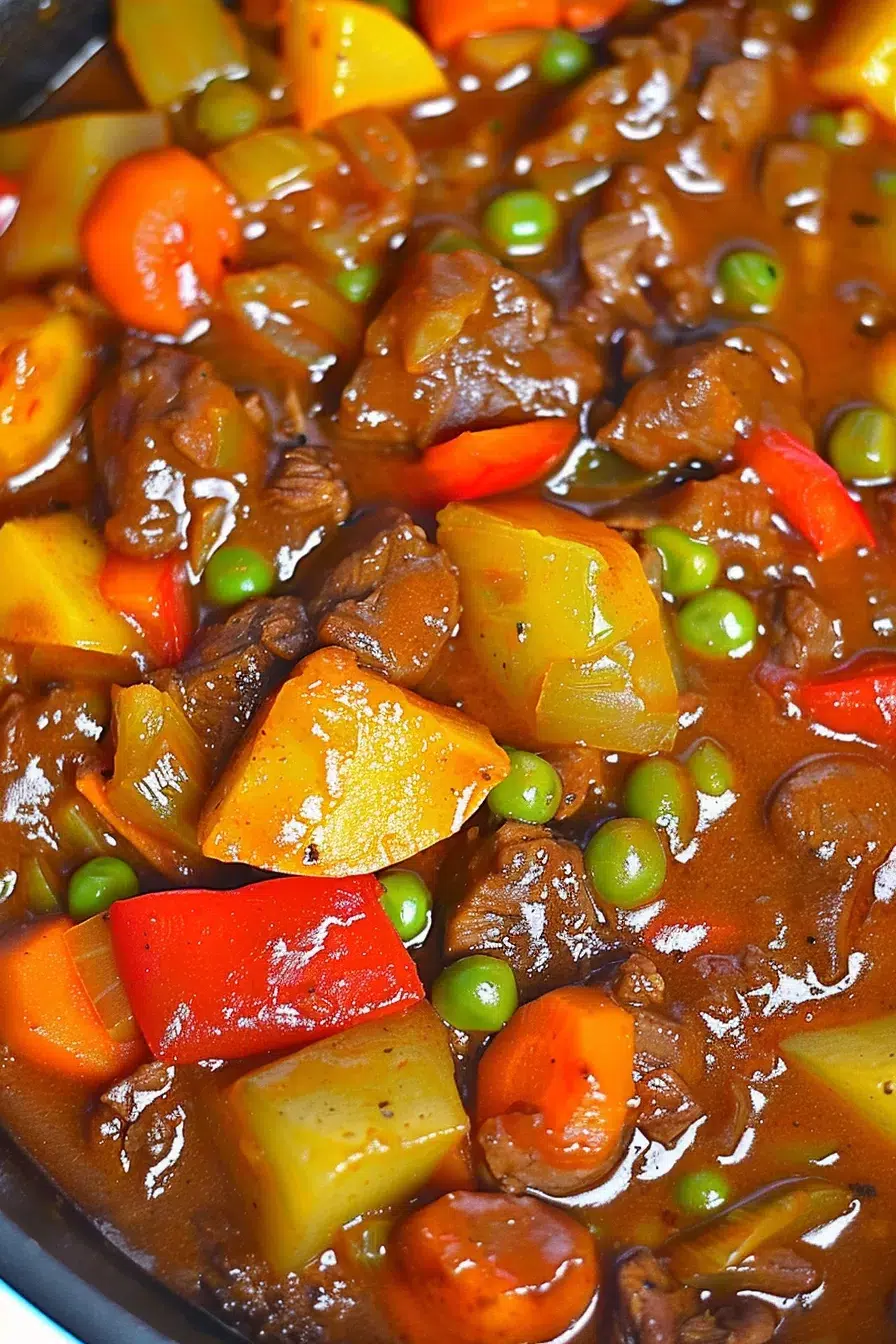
[383,1190,598,1344]
[0,917,145,1084]
[418,0,559,52]
[81,147,240,336]
[476,985,634,1170]
[563,0,629,29]
[99,551,193,666]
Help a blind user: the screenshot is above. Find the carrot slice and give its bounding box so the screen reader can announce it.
[383,1190,598,1344]
[0,917,145,1084]
[476,985,634,1170]
[418,0,559,51]
[563,0,629,28]
[99,551,193,666]
[81,147,240,336]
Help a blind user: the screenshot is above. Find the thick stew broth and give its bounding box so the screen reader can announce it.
[2,1,896,1341]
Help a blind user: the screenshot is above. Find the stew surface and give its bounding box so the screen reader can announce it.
[2,1,896,1341]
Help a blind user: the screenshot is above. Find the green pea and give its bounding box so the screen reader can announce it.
[686,739,734,797]
[828,406,896,485]
[624,757,697,847]
[717,249,783,313]
[68,856,139,921]
[678,589,757,660]
[379,870,432,944]
[432,955,518,1033]
[875,169,896,199]
[488,748,562,825]
[205,545,275,606]
[676,1168,731,1215]
[335,262,381,305]
[538,29,591,84]
[584,818,666,910]
[195,78,266,145]
[644,524,720,598]
[482,190,559,257]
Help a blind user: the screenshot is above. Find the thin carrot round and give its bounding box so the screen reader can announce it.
[81,147,241,336]
[383,1190,598,1344]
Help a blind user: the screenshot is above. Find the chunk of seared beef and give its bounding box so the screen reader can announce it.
[768,585,841,671]
[91,341,266,560]
[237,443,351,581]
[601,329,808,472]
[338,250,602,448]
[444,822,612,998]
[613,1249,699,1344]
[153,597,311,771]
[310,511,459,688]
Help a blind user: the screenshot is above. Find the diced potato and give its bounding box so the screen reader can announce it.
[0,297,95,482]
[115,0,248,108]
[814,0,896,126]
[209,127,338,204]
[0,112,169,282]
[107,685,210,854]
[199,646,509,875]
[226,1003,468,1272]
[286,0,448,133]
[0,123,48,176]
[0,514,147,678]
[437,499,678,752]
[782,1015,896,1144]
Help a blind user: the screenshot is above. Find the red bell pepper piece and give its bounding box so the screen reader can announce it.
[737,427,875,559]
[798,660,896,747]
[419,421,577,505]
[0,173,19,238]
[99,551,192,666]
[109,876,424,1063]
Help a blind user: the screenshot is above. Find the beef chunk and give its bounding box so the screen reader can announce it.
[637,1069,705,1146]
[768,586,842,671]
[237,443,351,581]
[93,1062,184,1201]
[310,511,459,688]
[153,597,311,770]
[767,754,896,978]
[616,953,666,1008]
[338,250,602,448]
[579,167,710,341]
[635,1008,706,1090]
[614,1251,779,1344]
[613,1249,699,1344]
[679,1300,779,1344]
[601,329,808,472]
[768,755,896,881]
[662,471,786,575]
[91,342,266,560]
[443,822,612,997]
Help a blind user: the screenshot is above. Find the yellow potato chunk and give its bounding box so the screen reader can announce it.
[0,297,95,482]
[0,514,146,679]
[782,1015,896,1145]
[437,498,678,753]
[199,647,508,874]
[226,1003,468,1272]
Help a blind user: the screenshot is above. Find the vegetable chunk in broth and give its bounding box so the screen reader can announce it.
[3,1,896,1342]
